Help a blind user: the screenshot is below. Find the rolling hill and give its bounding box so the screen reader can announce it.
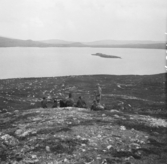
[0,36,165,49]
[0,36,52,47]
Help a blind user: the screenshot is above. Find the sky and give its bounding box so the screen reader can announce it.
[0,0,166,42]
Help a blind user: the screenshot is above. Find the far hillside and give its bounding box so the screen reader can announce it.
[0,36,165,49]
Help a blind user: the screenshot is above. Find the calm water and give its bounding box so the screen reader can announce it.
[0,47,166,79]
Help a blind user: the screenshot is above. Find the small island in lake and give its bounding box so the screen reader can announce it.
[92,53,121,59]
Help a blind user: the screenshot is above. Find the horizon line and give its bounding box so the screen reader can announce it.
[0,35,165,43]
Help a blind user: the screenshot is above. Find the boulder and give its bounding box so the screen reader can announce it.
[1,134,19,146]
[15,129,36,138]
[91,103,105,111]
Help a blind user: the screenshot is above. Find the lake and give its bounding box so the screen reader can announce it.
[0,47,166,79]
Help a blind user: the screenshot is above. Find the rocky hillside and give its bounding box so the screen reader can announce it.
[1,107,167,164]
[0,74,166,163]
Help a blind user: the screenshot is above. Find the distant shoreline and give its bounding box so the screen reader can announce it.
[0,45,165,50]
[0,73,166,81]
[0,36,165,49]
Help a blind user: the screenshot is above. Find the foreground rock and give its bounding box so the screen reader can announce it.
[0,107,167,164]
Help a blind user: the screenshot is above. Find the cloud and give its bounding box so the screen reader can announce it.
[0,0,166,41]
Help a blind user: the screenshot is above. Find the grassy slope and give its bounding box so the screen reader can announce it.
[0,74,167,164]
[0,74,166,114]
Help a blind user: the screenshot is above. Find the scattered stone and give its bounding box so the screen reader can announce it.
[64,158,69,162]
[120,126,126,130]
[107,145,112,149]
[114,114,120,118]
[1,134,19,146]
[46,146,51,152]
[23,157,39,164]
[110,109,120,113]
[15,129,35,138]
[15,129,23,136]
[14,110,19,114]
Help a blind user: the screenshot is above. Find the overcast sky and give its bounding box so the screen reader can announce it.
[0,0,166,42]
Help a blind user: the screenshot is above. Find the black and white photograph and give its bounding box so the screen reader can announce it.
[0,0,166,163]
